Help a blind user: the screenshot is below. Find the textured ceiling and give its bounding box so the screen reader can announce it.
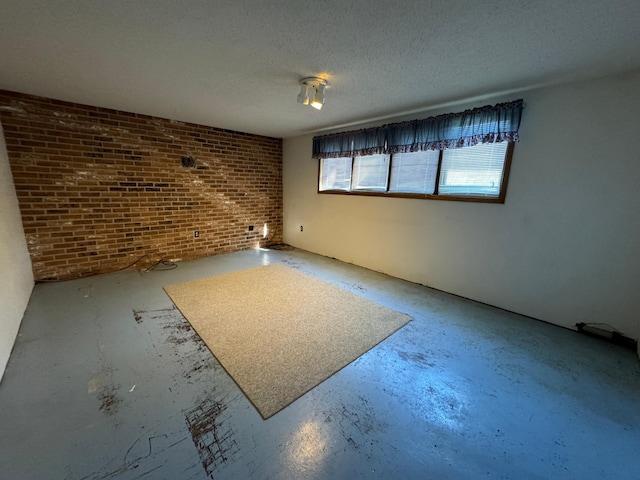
[1,0,640,138]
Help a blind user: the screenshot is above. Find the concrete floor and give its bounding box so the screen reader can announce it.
[1,248,639,479]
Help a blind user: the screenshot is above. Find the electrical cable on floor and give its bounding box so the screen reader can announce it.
[144,257,178,272]
[36,252,177,283]
[121,253,153,270]
[575,322,637,351]
[114,252,177,273]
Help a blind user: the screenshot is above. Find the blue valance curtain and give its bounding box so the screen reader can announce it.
[312,99,523,159]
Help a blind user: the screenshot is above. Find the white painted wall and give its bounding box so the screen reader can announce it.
[283,70,640,340]
[0,123,34,382]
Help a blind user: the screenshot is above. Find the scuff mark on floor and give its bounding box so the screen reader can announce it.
[396,350,436,368]
[280,257,301,269]
[343,281,367,293]
[88,365,123,419]
[78,432,174,480]
[123,306,239,478]
[185,396,239,479]
[98,389,122,416]
[133,306,221,382]
[320,395,389,460]
[132,306,179,324]
[163,321,205,352]
[161,316,210,360]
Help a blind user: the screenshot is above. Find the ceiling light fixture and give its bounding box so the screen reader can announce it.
[297,77,328,110]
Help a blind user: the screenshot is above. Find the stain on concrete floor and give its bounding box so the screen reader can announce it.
[3,250,640,480]
[185,396,239,478]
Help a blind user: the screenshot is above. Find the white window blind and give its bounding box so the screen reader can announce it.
[389,150,440,194]
[319,157,352,191]
[439,142,508,197]
[352,154,389,191]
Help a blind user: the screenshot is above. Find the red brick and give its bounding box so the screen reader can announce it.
[0,89,283,281]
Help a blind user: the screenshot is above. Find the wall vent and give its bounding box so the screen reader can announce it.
[181,156,196,168]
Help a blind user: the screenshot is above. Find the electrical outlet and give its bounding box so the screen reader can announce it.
[300,225,303,232]
[194,230,199,238]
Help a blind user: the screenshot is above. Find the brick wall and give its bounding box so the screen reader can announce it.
[0,90,282,281]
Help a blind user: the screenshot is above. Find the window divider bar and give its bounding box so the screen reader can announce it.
[386,154,393,193]
[349,156,355,190]
[434,149,444,196]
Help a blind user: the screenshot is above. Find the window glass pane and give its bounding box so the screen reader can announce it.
[389,150,440,194]
[439,142,508,197]
[352,154,389,191]
[319,157,352,191]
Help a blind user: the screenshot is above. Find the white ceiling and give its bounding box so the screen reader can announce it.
[1,0,640,138]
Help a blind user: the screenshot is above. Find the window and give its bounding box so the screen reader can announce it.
[319,157,352,191]
[352,154,389,191]
[318,141,514,202]
[389,150,439,194]
[313,100,523,203]
[439,142,508,197]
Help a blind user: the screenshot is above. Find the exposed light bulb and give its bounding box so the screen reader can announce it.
[310,84,325,110]
[296,84,309,105]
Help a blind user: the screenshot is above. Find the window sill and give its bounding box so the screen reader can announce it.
[317,189,506,204]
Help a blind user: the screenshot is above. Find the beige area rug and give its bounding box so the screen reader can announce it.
[164,263,412,419]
